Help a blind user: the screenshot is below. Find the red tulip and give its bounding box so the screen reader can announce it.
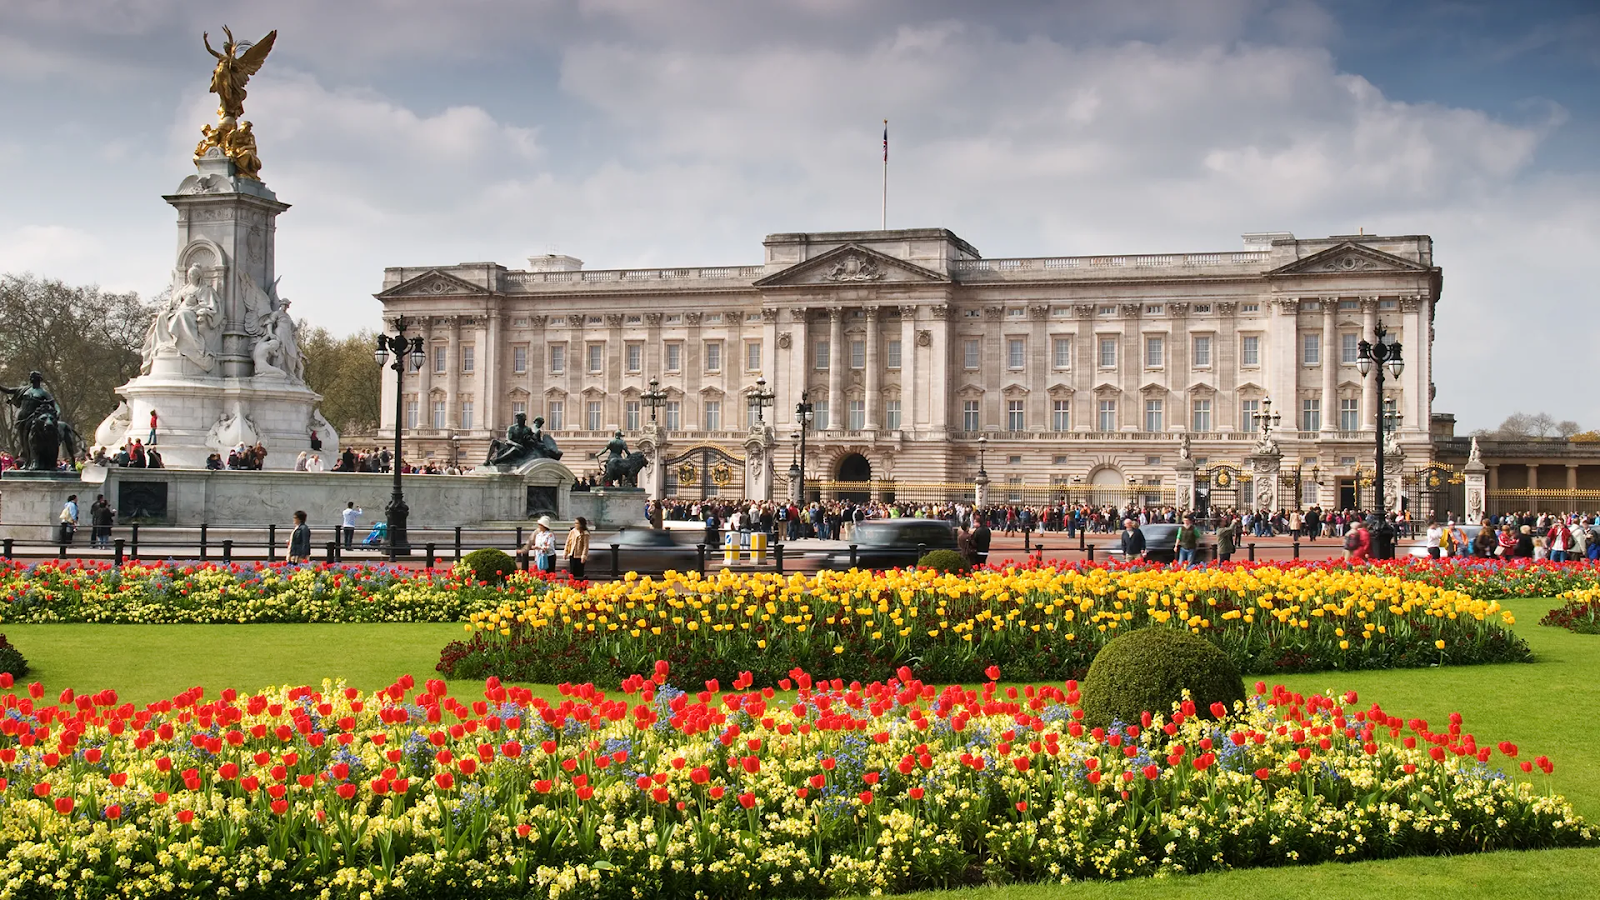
[434,772,454,790]
[909,787,926,799]
[985,665,1002,681]
[857,790,874,805]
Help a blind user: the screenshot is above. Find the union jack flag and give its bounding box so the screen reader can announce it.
[882,121,888,162]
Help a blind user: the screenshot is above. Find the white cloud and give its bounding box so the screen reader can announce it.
[0,225,106,279]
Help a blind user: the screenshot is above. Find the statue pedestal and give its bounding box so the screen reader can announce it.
[101,371,336,471]
[569,487,649,530]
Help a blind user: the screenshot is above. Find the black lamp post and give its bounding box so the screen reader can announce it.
[747,376,775,425]
[1355,322,1405,558]
[792,391,814,504]
[373,318,425,557]
[641,376,667,425]
[1251,396,1282,442]
[977,434,989,479]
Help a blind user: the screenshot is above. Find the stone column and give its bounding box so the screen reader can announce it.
[638,422,666,501]
[1174,456,1197,511]
[684,312,703,429]
[1463,470,1487,524]
[744,425,776,501]
[899,306,917,430]
[1360,297,1378,432]
[446,317,462,430]
[929,305,950,435]
[1320,297,1337,433]
[1568,464,1579,492]
[483,310,501,434]
[826,307,844,430]
[974,471,990,508]
[606,313,625,429]
[416,317,434,431]
[1527,464,1538,491]
[1030,304,1049,434]
[1246,447,1282,513]
[864,307,881,430]
[790,308,809,425]
[1489,464,1499,492]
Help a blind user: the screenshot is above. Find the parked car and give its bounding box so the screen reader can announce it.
[1128,523,1212,564]
[818,519,959,571]
[586,527,702,575]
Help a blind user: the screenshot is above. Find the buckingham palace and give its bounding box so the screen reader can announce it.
[376,226,1442,511]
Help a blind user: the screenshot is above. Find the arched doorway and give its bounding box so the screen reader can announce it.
[1089,467,1125,508]
[836,453,872,503]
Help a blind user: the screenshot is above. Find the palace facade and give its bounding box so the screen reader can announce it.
[376,227,1442,510]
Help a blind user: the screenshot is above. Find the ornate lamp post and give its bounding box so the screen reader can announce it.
[373,318,425,557]
[792,391,814,504]
[1355,323,1405,558]
[974,435,990,508]
[1251,396,1282,440]
[747,376,775,425]
[641,376,667,425]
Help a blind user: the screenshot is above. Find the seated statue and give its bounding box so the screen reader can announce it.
[484,413,562,467]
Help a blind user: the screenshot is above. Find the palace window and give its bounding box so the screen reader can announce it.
[511,400,526,418]
[885,399,901,430]
[815,340,830,370]
[1052,338,1071,369]
[885,339,902,369]
[461,346,474,373]
[1241,335,1260,366]
[547,401,564,431]
[625,342,642,373]
[1007,338,1025,370]
[1145,336,1164,368]
[1342,333,1360,363]
[1191,398,1212,432]
[1340,397,1359,431]
[1097,399,1116,432]
[549,344,565,374]
[704,341,722,372]
[1146,304,1164,315]
[703,400,721,431]
[405,400,418,430]
[1241,398,1259,431]
[433,346,446,374]
[1098,305,1116,316]
[850,340,865,369]
[812,400,829,429]
[1144,399,1163,432]
[1098,338,1117,368]
[512,345,527,374]
[848,400,865,430]
[625,400,640,431]
[745,341,761,371]
[1192,335,1211,367]
[1302,333,1320,366]
[665,342,682,372]
[1302,398,1321,431]
[664,400,680,430]
[962,400,980,432]
[1052,400,1070,432]
[586,343,603,373]
[586,401,602,431]
[460,401,474,431]
[431,400,446,430]
[1007,400,1025,431]
[1241,302,1260,313]
[964,339,980,369]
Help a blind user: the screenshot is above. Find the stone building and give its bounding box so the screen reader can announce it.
[376,227,1441,509]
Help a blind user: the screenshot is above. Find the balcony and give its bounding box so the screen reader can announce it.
[504,266,766,292]
[952,252,1270,282]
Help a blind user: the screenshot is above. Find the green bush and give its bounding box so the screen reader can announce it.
[917,549,970,573]
[459,548,517,585]
[1080,627,1245,728]
[0,633,28,679]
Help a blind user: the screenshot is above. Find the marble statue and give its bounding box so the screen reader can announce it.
[143,265,222,372]
[1468,436,1483,466]
[595,430,647,487]
[485,413,561,467]
[252,300,302,380]
[1178,433,1191,460]
[1251,432,1280,457]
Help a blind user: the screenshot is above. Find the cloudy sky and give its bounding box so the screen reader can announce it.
[1,0,1595,430]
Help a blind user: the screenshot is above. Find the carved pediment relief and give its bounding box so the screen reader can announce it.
[377,269,493,299]
[1092,382,1121,394]
[1268,243,1431,277]
[753,243,950,288]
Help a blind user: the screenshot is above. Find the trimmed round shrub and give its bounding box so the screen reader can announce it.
[1080,627,1245,728]
[459,548,517,585]
[0,633,28,679]
[917,549,969,574]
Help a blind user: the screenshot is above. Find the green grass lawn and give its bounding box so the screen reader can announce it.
[4,596,1597,898]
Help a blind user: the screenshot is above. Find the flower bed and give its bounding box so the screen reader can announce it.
[440,566,1530,686]
[0,560,561,625]
[0,665,1586,899]
[1541,588,1600,634]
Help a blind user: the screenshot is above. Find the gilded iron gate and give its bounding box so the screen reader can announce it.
[664,443,745,500]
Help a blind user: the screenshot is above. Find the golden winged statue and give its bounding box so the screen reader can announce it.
[193,27,277,179]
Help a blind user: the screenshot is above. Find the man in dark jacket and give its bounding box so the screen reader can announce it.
[1120,518,1146,559]
[971,516,992,566]
[288,510,312,562]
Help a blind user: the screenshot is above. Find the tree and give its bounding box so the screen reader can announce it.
[1471,411,1586,440]
[0,274,153,453]
[299,325,380,437]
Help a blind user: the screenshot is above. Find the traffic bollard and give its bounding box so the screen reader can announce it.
[610,543,621,580]
[1086,543,1095,562]
[222,539,233,565]
[114,539,125,567]
[1248,543,1256,562]
[425,543,437,569]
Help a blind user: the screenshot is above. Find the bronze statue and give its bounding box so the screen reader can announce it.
[485,413,562,467]
[594,430,647,487]
[193,27,276,175]
[1,371,80,471]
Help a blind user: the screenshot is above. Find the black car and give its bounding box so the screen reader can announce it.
[1131,523,1211,564]
[587,527,702,576]
[818,519,959,570]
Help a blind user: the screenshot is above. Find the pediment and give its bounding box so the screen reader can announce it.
[1187,380,1216,394]
[1139,381,1168,394]
[1092,382,1121,394]
[1236,381,1266,393]
[955,382,986,396]
[377,269,493,299]
[1268,243,1430,277]
[1000,381,1030,395]
[753,243,950,288]
[1046,381,1075,394]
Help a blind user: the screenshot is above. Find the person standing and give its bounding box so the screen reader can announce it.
[564,517,590,580]
[1119,518,1146,560]
[340,502,362,551]
[971,515,992,567]
[148,409,159,446]
[1175,514,1201,567]
[1424,519,1443,560]
[89,494,114,548]
[58,494,79,545]
[1347,519,1372,561]
[287,510,312,563]
[1215,515,1237,563]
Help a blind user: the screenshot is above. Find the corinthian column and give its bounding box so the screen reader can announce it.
[827,307,844,430]
[1360,297,1378,432]
[864,306,881,430]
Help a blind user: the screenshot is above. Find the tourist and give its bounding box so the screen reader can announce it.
[341,502,362,551]
[1515,525,1535,559]
[89,494,114,548]
[205,452,223,470]
[1547,519,1572,563]
[971,515,992,567]
[1345,519,1371,561]
[1424,519,1443,560]
[1175,514,1201,567]
[527,516,556,573]
[146,448,163,468]
[1119,518,1145,559]
[295,451,309,472]
[147,409,158,445]
[287,510,312,563]
[1215,515,1237,563]
[563,517,590,580]
[58,494,79,545]
[956,522,977,568]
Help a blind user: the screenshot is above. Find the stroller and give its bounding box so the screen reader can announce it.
[363,521,388,547]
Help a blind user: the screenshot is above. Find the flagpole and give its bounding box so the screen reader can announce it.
[881,119,888,230]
